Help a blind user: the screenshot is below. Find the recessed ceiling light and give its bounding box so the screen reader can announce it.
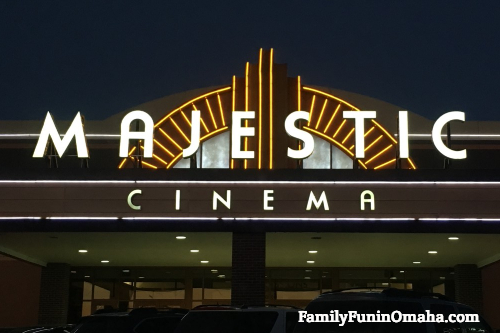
[218,275,226,278]
[428,251,438,254]
[190,249,199,253]
[448,237,459,240]
[304,277,311,280]
[308,250,318,254]
[307,261,315,264]
[322,275,327,278]
[413,261,421,264]
[211,269,218,273]
[101,260,109,263]
[400,270,405,273]
[138,276,145,279]
[390,276,397,280]
[78,250,88,253]
[122,269,130,273]
[84,275,90,278]
[440,276,446,280]
[201,260,209,264]
[305,269,312,272]
[382,282,389,286]
[71,271,76,274]
[176,236,186,240]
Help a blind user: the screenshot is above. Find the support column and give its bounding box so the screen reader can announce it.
[454,264,482,313]
[38,263,71,326]
[231,232,266,306]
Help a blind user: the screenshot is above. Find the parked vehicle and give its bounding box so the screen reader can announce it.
[174,305,301,333]
[71,308,187,333]
[293,288,495,333]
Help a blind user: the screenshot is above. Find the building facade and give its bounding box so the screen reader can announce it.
[1,49,500,328]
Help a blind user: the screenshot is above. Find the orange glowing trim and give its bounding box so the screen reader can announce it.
[297,76,301,110]
[308,95,316,126]
[324,103,341,133]
[231,159,234,169]
[372,120,397,144]
[244,62,249,169]
[118,158,127,169]
[217,94,225,126]
[304,126,354,157]
[374,158,396,170]
[333,119,346,138]
[170,118,190,143]
[180,111,192,126]
[357,160,368,170]
[269,48,273,169]
[365,144,393,165]
[258,48,263,170]
[153,139,175,157]
[159,128,182,150]
[315,99,328,130]
[166,154,183,169]
[408,158,417,170]
[364,135,383,152]
[232,76,236,111]
[129,146,137,155]
[303,87,359,111]
[349,145,354,150]
[155,87,231,127]
[153,154,168,165]
[341,128,355,144]
[200,117,209,133]
[205,98,217,130]
[200,126,228,141]
[141,161,158,169]
[364,126,375,137]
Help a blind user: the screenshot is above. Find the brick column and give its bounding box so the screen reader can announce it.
[231,232,266,306]
[454,264,482,313]
[38,263,71,326]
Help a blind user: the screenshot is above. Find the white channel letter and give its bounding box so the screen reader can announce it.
[33,112,89,158]
[175,190,181,211]
[285,111,314,159]
[398,111,409,159]
[263,190,274,211]
[231,111,255,159]
[183,110,200,158]
[360,190,375,211]
[213,190,231,210]
[127,189,142,211]
[306,191,329,211]
[343,111,377,158]
[119,110,154,158]
[432,111,467,159]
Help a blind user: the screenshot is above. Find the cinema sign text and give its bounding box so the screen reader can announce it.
[33,110,467,161]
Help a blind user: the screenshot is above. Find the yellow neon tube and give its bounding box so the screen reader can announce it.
[364,135,383,152]
[180,111,192,126]
[364,126,375,137]
[324,104,341,133]
[155,87,231,127]
[205,98,217,130]
[217,94,226,126]
[315,99,328,129]
[408,158,417,170]
[269,48,273,169]
[303,87,359,111]
[365,144,393,165]
[141,161,158,169]
[170,118,190,143]
[341,128,355,144]
[153,139,175,157]
[244,62,249,169]
[258,48,263,169]
[304,126,354,157]
[333,119,346,138]
[374,158,396,170]
[159,128,182,150]
[372,120,397,144]
[308,95,316,126]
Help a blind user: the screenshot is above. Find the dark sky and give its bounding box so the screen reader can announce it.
[1,0,499,121]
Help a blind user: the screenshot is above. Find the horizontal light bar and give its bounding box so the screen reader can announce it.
[0,217,42,220]
[122,217,219,221]
[47,217,119,220]
[394,134,500,138]
[1,180,500,186]
[420,218,500,222]
[0,134,120,139]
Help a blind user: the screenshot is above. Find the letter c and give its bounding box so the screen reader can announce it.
[127,189,142,210]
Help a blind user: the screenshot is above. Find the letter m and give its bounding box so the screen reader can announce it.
[33,112,89,158]
[306,191,329,211]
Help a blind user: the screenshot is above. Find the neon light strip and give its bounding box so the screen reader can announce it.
[47,217,119,220]
[324,103,341,133]
[155,87,231,127]
[303,87,359,111]
[152,154,168,165]
[420,218,500,221]
[244,62,249,169]
[199,117,209,134]
[170,118,190,143]
[205,98,218,130]
[269,48,273,169]
[304,126,354,157]
[258,48,263,169]
[365,144,393,165]
[372,120,397,144]
[217,94,226,127]
[2,180,500,185]
[341,128,355,144]
[332,119,346,138]
[364,135,383,152]
[141,161,158,169]
[123,217,219,221]
[315,99,328,129]
[308,95,316,126]
[231,76,236,170]
[180,111,192,126]
[153,139,175,157]
[374,158,397,170]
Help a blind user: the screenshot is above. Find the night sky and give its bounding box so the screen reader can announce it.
[1,1,499,122]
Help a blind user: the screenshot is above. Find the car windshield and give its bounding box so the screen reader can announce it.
[293,300,427,333]
[174,311,279,333]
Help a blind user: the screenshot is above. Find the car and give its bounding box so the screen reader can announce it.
[173,305,302,333]
[293,288,496,333]
[70,308,187,333]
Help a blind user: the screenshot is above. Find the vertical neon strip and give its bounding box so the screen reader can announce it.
[269,48,273,169]
[315,99,328,129]
[231,75,236,169]
[244,62,249,169]
[258,48,263,169]
[217,94,225,127]
[298,76,302,150]
[308,95,316,126]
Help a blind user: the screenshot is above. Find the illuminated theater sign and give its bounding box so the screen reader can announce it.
[32,49,468,171]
